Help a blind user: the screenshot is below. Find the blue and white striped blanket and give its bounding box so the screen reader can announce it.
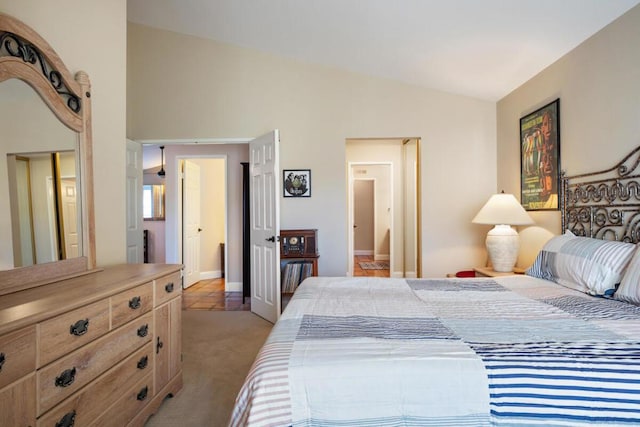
[230,275,640,426]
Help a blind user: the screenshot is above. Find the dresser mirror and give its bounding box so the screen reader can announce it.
[0,12,95,293]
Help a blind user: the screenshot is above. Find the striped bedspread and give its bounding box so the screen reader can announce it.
[229,275,640,426]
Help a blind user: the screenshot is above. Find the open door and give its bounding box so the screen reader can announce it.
[183,159,202,288]
[125,139,143,263]
[250,130,280,323]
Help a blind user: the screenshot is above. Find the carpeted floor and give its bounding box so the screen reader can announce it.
[359,261,390,270]
[144,310,272,427]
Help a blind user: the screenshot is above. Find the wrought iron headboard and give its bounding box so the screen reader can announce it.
[561,146,640,243]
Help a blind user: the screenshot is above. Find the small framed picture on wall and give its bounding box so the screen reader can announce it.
[520,98,560,211]
[283,169,311,197]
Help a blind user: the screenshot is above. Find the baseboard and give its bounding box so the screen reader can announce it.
[226,281,242,292]
[374,254,390,261]
[390,271,417,278]
[354,250,374,256]
[200,270,222,280]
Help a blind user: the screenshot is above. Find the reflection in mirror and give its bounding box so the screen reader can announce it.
[6,151,79,267]
[0,79,79,270]
[143,184,165,220]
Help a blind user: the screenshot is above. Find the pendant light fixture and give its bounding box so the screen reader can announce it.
[158,145,166,178]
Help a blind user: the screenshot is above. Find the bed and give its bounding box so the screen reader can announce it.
[230,146,640,427]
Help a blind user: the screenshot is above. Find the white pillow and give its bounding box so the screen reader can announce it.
[615,246,640,304]
[526,232,636,296]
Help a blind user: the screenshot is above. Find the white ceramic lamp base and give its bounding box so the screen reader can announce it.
[485,224,519,272]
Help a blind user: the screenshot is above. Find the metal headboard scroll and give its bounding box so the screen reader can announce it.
[561,145,640,243]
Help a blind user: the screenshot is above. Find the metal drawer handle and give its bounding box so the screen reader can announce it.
[156,336,164,354]
[0,352,5,372]
[55,367,77,388]
[69,318,89,336]
[129,296,141,310]
[137,385,149,401]
[55,410,76,427]
[137,355,149,370]
[137,324,149,338]
[165,282,174,293]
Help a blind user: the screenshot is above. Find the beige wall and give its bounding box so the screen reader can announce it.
[128,23,497,277]
[1,0,128,267]
[497,4,640,267]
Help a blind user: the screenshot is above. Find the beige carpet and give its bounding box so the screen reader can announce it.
[145,310,273,427]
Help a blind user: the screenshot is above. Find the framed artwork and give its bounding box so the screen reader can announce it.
[283,169,311,197]
[520,99,560,211]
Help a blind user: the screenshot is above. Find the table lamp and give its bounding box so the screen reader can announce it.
[472,192,533,272]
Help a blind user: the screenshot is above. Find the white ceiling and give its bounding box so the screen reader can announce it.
[127,0,639,101]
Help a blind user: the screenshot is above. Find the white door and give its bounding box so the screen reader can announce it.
[125,139,144,263]
[60,178,79,259]
[183,160,201,288]
[250,130,280,323]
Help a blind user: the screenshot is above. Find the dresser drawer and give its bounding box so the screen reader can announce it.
[111,283,153,329]
[37,343,153,427]
[38,299,110,367]
[0,325,36,390]
[92,373,153,427]
[154,272,182,307]
[37,312,153,415]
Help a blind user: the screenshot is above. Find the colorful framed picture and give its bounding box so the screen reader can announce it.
[520,99,560,211]
[283,169,311,197]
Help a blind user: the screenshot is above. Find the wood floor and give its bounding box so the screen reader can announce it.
[183,255,389,311]
[182,278,250,311]
[354,254,390,277]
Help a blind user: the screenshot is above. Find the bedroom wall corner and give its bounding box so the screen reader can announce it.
[496,4,640,267]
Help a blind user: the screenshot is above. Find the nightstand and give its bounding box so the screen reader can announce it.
[474,266,526,277]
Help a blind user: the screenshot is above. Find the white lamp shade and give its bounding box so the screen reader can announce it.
[472,193,533,226]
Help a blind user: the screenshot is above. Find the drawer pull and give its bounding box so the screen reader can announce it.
[55,410,76,427]
[156,336,164,354]
[69,318,89,336]
[137,355,149,370]
[137,324,149,338]
[129,296,142,309]
[165,282,175,293]
[55,367,77,388]
[0,352,5,372]
[137,385,149,401]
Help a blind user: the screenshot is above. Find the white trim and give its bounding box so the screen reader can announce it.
[200,270,223,280]
[137,138,251,145]
[354,249,373,256]
[374,254,390,261]
[226,281,242,292]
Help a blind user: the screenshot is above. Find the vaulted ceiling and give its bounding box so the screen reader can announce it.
[128,0,639,101]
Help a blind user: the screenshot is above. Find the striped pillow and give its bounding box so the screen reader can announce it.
[526,232,636,296]
[615,247,640,304]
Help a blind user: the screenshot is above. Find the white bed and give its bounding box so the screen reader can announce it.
[230,146,640,426]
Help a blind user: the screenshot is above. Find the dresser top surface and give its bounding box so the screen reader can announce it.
[0,263,182,335]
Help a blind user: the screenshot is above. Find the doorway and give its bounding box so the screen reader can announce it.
[346,138,421,278]
[179,157,226,288]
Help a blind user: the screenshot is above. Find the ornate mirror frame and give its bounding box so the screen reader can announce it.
[0,13,95,294]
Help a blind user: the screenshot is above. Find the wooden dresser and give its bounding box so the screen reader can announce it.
[0,263,183,427]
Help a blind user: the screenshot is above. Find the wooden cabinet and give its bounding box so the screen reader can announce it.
[280,229,319,311]
[0,264,183,427]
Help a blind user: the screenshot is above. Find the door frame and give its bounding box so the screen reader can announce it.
[136,138,250,290]
[347,161,394,276]
[177,155,228,288]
